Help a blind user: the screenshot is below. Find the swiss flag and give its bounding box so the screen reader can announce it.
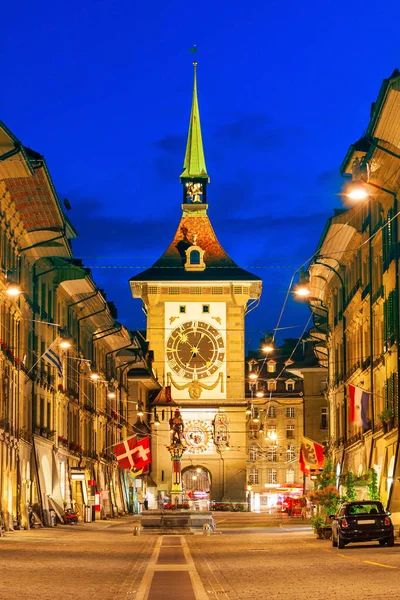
[132,437,151,470]
[113,436,151,471]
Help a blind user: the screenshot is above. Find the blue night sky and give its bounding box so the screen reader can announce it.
[2,0,400,350]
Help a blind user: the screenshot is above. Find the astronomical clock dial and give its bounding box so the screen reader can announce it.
[166,320,225,380]
[184,420,213,453]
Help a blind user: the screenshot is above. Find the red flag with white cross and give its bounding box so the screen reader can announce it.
[113,436,151,471]
[132,436,151,470]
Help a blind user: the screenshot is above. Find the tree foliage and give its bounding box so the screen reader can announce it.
[306,457,341,517]
[368,468,380,501]
[343,471,357,502]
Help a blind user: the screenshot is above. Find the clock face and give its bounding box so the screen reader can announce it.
[166,320,225,380]
[184,420,213,453]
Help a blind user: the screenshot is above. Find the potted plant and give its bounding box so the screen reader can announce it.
[307,458,341,540]
[378,408,394,432]
[310,515,328,538]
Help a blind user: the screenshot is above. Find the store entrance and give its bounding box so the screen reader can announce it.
[182,466,211,510]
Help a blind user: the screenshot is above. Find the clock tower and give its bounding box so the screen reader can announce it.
[130,63,262,502]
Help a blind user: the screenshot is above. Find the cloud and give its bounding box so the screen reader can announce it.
[153,134,186,154]
[214,114,303,149]
[316,168,341,185]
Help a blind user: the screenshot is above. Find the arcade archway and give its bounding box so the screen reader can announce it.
[182,466,211,509]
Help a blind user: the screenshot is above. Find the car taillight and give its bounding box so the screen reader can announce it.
[385,517,391,526]
[341,517,349,528]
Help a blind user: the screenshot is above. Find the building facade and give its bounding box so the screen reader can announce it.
[0,120,156,529]
[130,64,262,505]
[245,338,327,511]
[307,69,400,515]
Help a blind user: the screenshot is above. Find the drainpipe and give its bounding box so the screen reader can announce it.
[19,229,67,253]
[314,258,347,440]
[93,324,122,342]
[67,289,99,334]
[105,338,135,380]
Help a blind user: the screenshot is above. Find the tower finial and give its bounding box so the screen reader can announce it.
[180,57,209,182]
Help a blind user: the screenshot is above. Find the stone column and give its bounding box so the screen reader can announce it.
[167,443,185,504]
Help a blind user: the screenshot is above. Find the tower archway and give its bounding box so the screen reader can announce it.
[182,466,211,509]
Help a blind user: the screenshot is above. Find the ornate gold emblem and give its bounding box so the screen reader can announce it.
[167,372,224,399]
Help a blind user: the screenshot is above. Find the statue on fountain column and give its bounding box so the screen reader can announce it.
[169,409,184,444]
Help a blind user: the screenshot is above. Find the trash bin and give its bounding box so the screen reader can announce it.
[202,523,211,536]
[84,506,92,523]
[133,526,141,536]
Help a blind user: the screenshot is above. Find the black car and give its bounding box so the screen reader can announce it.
[330,501,394,549]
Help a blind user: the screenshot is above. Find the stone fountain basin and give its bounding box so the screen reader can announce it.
[139,510,214,530]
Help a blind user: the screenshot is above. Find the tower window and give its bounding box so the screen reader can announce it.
[189,250,200,265]
[202,305,210,313]
[179,306,186,314]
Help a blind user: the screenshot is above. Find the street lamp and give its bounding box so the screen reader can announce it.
[261,333,275,354]
[293,268,311,297]
[1,269,22,296]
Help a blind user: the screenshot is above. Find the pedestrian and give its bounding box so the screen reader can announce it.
[143,496,149,510]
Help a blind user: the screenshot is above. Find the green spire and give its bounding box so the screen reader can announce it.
[180,63,209,181]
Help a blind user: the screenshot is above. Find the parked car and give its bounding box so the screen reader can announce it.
[330,501,394,549]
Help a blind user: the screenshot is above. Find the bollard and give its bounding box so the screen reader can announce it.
[133,526,141,536]
[202,523,211,536]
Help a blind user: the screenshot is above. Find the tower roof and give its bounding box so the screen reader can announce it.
[129,207,261,283]
[180,63,209,181]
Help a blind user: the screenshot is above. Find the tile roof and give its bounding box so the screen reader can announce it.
[130,212,260,282]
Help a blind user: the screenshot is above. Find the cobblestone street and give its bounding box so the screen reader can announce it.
[1,515,400,599]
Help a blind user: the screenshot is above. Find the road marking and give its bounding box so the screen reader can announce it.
[135,536,208,600]
[364,561,398,569]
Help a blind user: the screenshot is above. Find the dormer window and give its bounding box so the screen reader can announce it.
[267,360,276,373]
[189,249,200,265]
[184,240,206,272]
[285,379,295,392]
